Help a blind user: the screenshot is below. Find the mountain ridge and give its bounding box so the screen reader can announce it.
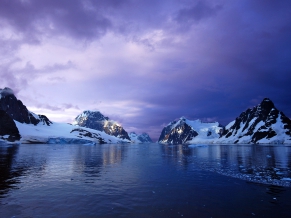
[216,98,291,144]
[158,117,223,144]
[0,87,130,144]
[0,87,52,126]
[129,132,153,143]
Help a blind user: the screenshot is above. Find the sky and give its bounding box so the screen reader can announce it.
[0,0,291,141]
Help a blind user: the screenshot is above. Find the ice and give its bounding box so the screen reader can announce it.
[188,144,208,148]
[281,178,291,181]
[190,152,291,187]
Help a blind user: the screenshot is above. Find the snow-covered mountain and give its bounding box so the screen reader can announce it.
[0,87,52,126]
[216,98,291,144]
[74,110,131,140]
[129,132,153,143]
[0,87,130,144]
[158,117,223,144]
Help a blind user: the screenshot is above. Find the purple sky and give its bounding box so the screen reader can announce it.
[1,0,291,141]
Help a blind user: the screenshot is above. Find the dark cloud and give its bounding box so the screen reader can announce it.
[0,0,112,41]
[175,1,223,24]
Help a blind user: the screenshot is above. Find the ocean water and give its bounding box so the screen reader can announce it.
[0,143,291,218]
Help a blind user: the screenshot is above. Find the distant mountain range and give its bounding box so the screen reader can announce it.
[0,87,290,144]
[158,98,291,144]
[158,117,223,144]
[0,87,153,144]
[0,87,141,144]
[129,132,153,143]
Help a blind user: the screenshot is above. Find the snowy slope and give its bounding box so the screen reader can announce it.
[129,132,153,143]
[16,121,130,144]
[158,117,223,144]
[215,98,291,144]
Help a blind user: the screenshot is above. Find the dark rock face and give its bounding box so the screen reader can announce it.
[0,87,52,126]
[38,115,53,126]
[221,98,291,143]
[103,124,130,140]
[75,111,108,131]
[74,110,130,140]
[70,128,107,144]
[0,110,20,142]
[158,118,198,144]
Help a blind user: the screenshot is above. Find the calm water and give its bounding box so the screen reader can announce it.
[0,143,291,218]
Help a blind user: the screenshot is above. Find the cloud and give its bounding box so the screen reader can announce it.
[175,1,223,24]
[35,103,80,112]
[48,76,66,82]
[0,0,113,42]
[0,58,28,94]
[0,58,75,93]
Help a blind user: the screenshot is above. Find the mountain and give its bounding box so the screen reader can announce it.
[158,117,223,144]
[217,98,291,144]
[0,109,20,142]
[129,132,153,143]
[74,110,131,140]
[0,87,52,126]
[0,87,130,144]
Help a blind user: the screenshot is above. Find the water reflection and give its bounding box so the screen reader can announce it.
[73,144,127,178]
[0,144,20,197]
[102,145,126,166]
[0,144,128,197]
[161,144,193,169]
[0,144,48,197]
[161,144,291,187]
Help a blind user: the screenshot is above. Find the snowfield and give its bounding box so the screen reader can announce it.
[15,121,130,144]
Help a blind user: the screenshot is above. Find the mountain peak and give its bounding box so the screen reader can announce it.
[74,110,130,140]
[219,98,291,144]
[262,98,271,102]
[0,87,52,126]
[77,110,109,121]
[260,98,275,109]
[0,87,15,97]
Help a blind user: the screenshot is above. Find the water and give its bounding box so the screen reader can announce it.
[0,143,291,217]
